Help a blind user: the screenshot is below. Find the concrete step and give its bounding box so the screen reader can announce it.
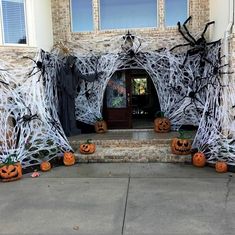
[72,143,192,164]
[69,130,194,163]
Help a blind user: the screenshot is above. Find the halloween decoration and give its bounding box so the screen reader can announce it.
[79,139,96,154]
[154,111,171,133]
[40,161,51,172]
[215,161,228,173]
[18,106,41,128]
[95,118,107,134]
[0,18,234,169]
[171,131,192,155]
[57,55,81,136]
[0,156,22,182]
[23,54,46,82]
[31,170,40,178]
[63,152,76,166]
[192,152,206,167]
[170,16,220,65]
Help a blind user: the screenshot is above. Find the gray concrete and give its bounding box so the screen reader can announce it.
[0,163,235,235]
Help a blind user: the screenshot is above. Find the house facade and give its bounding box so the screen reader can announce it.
[0,0,234,129]
[0,0,233,65]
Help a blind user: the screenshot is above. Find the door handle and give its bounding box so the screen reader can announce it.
[127,93,130,106]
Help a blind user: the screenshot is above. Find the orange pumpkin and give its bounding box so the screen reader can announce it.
[94,119,107,134]
[171,131,191,155]
[63,152,75,166]
[154,117,171,133]
[215,161,228,173]
[0,162,22,182]
[192,152,206,167]
[40,161,51,172]
[79,139,96,154]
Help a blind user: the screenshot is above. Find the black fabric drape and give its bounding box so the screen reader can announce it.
[57,55,81,136]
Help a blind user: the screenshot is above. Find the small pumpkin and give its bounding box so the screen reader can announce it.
[94,118,107,134]
[79,139,96,154]
[40,161,51,172]
[171,130,191,155]
[63,152,75,166]
[0,162,22,182]
[192,152,206,167]
[154,112,171,133]
[215,161,228,173]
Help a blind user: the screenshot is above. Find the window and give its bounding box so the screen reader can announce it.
[165,0,188,27]
[71,0,93,32]
[106,72,127,108]
[1,0,27,44]
[100,0,157,30]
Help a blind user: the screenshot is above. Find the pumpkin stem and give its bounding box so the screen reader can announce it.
[178,130,192,139]
[3,154,18,165]
[86,139,92,144]
[155,111,165,118]
[96,116,103,121]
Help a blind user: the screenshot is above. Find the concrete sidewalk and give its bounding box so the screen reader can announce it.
[0,163,234,235]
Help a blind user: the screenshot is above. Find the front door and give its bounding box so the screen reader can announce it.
[104,71,132,129]
[104,70,160,129]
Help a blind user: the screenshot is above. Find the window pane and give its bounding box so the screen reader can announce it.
[100,0,157,30]
[2,0,27,44]
[106,72,127,108]
[71,0,93,32]
[165,0,187,26]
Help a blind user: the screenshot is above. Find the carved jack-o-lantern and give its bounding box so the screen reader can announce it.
[79,139,96,154]
[192,152,206,167]
[154,117,171,133]
[40,161,51,172]
[0,162,22,182]
[63,152,75,166]
[171,131,191,155]
[95,119,107,134]
[215,161,228,173]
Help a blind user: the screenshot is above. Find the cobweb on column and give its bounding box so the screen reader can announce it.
[0,51,72,168]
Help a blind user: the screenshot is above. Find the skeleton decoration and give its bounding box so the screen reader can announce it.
[0,17,234,167]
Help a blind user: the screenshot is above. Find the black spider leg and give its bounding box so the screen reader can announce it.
[182,94,205,115]
[182,79,207,115]
[18,106,42,130]
[23,56,43,81]
[0,80,9,86]
[201,21,215,39]
[170,43,191,51]
[205,63,230,88]
[182,16,196,44]
[170,19,193,51]
[203,108,215,124]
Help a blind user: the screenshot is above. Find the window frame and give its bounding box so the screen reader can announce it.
[164,0,189,27]
[0,0,28,46]
[99,0,159,31]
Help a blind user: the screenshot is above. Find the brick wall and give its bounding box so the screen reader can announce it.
[0,0,227,67]
[0,46,38,68]
[51,0,211,52]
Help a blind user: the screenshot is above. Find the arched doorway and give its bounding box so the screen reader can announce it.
[103,69,160,129]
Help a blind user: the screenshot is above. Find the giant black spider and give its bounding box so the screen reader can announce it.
[170,16,220,66]
[23,50,51,82]
[18,107,42,128]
